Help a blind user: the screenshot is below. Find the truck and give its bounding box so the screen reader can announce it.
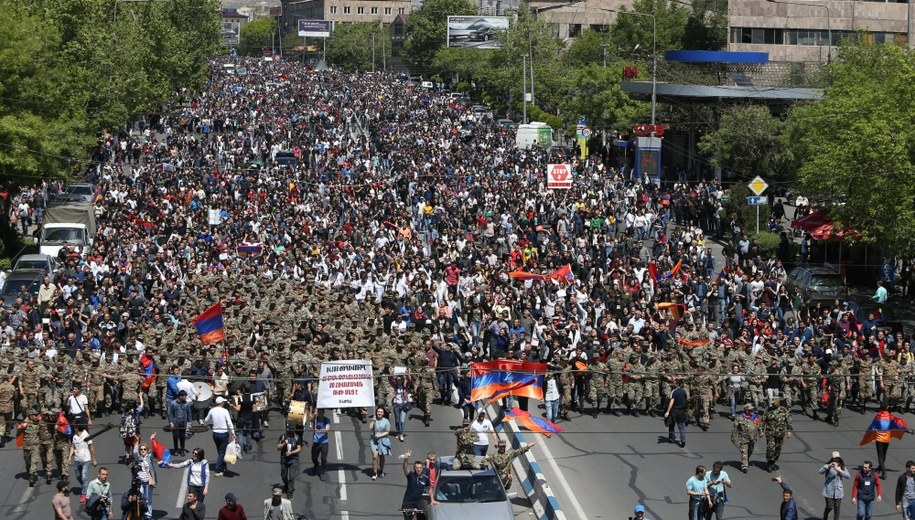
[39,201,97,258]
[515,121,555,150]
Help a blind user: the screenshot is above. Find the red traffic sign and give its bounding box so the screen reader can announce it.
[547,164,572,189]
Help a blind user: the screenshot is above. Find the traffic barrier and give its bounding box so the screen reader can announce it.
[487,402,566,520]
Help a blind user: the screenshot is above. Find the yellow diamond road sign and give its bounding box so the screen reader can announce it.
[748,176,769,196]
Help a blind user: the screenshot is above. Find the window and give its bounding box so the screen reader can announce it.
[357,6,364,14]
[589,24,609,34]
[371,7,378,14]
[730,27,782,45]
[343,6,350,14]
[330,6,337,14]
[385,7,391,14]
[548,23,559,38]
[398,7,405,13]
[568,23,581,37]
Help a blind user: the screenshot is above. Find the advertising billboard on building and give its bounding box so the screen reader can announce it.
[221,21,240,46]
[298,19,332,38]
[447,16,508,49]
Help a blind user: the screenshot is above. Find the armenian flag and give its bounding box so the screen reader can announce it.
[508,270,545,281]
[236,243,264,257]
[504,408,564,437]
[661,259,682,279]
[56,412,72,437]
[140,352,156,389]
[656,302,687,320]
[192,303,226,345]
[859,410,910,446]
[470,359,547,402]
[150,437,173,467]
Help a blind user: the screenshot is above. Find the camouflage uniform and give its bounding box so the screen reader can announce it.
[802,357,821,419]
[417,360,436,426]
[38,412,55,483]
[625,356,645,417]
[730,405,761,472]
[783,359,804,410]
[20,413,43,485]
[901,358,915,413]
[605,353,625,416]
[559,363,574,419]
[588,360,609,417]
[0,377,15,446]
[51,416,71,479]
[826,363,846,427]
[483,443,532,489]
[761,399,792,471]
[856,356,874,410]
[747,358,767,408]
[452,425,481,470]
[693,364,715,428]
[642,355,661,416]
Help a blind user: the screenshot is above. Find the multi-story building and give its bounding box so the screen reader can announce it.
[282,0,410,25]
[729,0,913,63]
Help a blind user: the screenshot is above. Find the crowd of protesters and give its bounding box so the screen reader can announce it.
[0,56,912,512]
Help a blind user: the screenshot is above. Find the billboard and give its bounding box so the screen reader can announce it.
[298,19,332,38]
[447,16,508,49]
[221,21,240,46]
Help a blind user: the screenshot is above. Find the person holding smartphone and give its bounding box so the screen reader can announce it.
[819,451,850,520]
[704,461,732,520]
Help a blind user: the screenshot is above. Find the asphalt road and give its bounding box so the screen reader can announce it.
[0,404,531,520]
[531,401,915,520]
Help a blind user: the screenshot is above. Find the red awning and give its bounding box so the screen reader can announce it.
[791,209,830,231]
[810,223,861,241]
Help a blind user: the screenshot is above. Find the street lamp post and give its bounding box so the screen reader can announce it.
[766,0,831,62]
[596,7,657,125]
[522,53,528,123]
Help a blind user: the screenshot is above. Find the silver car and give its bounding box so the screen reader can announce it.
[426,456,515,520]
[785,266,848,302]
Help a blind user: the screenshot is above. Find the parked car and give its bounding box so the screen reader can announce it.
[496,119,517,133]
[12,254,60,281]
[426,456,515,520]
[785,266,848,302]
[1,269,44,308]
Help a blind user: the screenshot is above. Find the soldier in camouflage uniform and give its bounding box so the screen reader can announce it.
[825,361,846,427]
[783,357,804,411]
[901,356,915,413]
[588,358,609,418]
[731,403,761,473]
[802,354,821,420]
[856,354,874,412]
[695,361,717,430]
[761,397,793,472]
[624,354,646,417]
[452,420,481,470]
[18,408,43,486]
[605,351,625,416]
[483,439,535,489]
[747,357,767,409]
[38,408,55,484]
[559,360,574,421]
[19,360,41,410]
[0,374,15,447]
[642,353,661,417]
[50,408,71,480]
[417,358,436,427]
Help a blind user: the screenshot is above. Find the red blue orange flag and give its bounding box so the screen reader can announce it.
[546,264,574,282]
[860,410,910,446]
[150,437,173,467]
[508,270,545,281]
[470,359,547,402]
[192,303,226,345]
[647,261,658,287]
[656,302,686,320]
[504,407,564,437]
[56,412,71,436]
[661,259,682,279]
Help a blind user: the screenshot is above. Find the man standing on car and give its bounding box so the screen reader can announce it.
[401,449,430,516]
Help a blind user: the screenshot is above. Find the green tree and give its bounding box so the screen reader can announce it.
[326,23,391,72]
[402,0,475,73]
[698,105,792,182]
[240,18,277,56]
[610,0,688,57]
[559,64,645,132]
[788,40,915,253]
[681,0,728,50]
[566,30,612,68]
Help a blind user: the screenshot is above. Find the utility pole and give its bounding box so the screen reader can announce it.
[527,8,535,106]
[522,54,528,123]
[380,23,386,72]
[372,32,376,72]
[602,43,608,68]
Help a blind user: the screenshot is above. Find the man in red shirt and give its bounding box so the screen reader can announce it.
[217,493,247,520]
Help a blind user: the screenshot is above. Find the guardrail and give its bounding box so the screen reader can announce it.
[486,402,565,520]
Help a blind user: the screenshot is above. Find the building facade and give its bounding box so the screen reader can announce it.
[282,0,410,25]
[729,0,912,63]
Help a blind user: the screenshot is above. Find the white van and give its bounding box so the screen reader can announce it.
[515,122,555,150]
[421,81,434,89]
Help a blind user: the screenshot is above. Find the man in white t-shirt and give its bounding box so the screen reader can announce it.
[470,410,498,457]
[67,387,91,427]
[67,423,97,503]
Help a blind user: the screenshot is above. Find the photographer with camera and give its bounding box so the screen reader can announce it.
[703,461,732,520]
[85,467,113,520]
[120,480,151,520]
[128,434,157,519]
[819,451,850,520]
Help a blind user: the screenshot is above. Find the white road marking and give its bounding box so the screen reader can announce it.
[338,468,347,500]
[332,410,340,424]
[340,511,350,520]
[175,466,190,508]
[12,486,34,515]
[536,435,589,519]
[335,430,343,460]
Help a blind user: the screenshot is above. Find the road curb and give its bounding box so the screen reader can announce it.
[487,402,566,520]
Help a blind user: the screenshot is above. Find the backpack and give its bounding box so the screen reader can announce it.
[120,412,137,439]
